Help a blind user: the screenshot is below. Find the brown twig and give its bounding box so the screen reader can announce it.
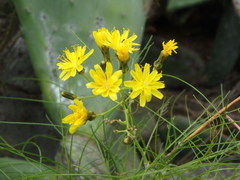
[226,115,240,131]
[165,96,240,159]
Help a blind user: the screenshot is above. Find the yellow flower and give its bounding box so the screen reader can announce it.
[62,99,88,134]
[92,27,112,50]
[109,28,140,63]
[57,45,94,81]
[110,28,140,52]
[124,63,165,107]
[115,44,130,63]
[86,62,122,101]
[161,39,178,57]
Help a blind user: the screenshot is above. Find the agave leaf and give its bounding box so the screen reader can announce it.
[167,0,208,12]
[206,1,240,85]
[0,157,55,179]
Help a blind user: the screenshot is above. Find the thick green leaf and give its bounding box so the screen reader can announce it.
[0,157,55,179]
[167,0,208,11]
[207,1,240,85]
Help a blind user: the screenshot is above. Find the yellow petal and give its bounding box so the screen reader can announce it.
[151,89,164,100]
[139,93,146,107]
[69,125,79,134]
[143,63,150,78]
[130,89,142,99]
[109,93,117,101]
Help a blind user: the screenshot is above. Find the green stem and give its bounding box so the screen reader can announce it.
[134,139,149,168]
[82,73,91,82]
[77,95,98,99]
[114,129,128,133]
[124,108,130,129]
[97,101,121,117]
[120,72,149,167]
[108,119,127,126]
[69,135,74,177]
[121,72,130,129]
[101,46,111,62]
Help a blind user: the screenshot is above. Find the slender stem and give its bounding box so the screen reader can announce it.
[107,119,127,126]
[120,70,149,167]
[97,101,121,117]
[69,135,74,178]
[82,73,91,82]
[114,129,128,133]
[123,107,130,129]
[121,72,130,128]
[134,140,149,168]
[77,95,98,99]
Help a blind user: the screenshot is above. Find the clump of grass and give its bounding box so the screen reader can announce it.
[0,27,240,179]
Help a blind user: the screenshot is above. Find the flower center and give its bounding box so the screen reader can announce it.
[104,80,110,88]
[142,80,149,88]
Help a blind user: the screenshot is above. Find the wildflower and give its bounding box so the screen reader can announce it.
[92,28,112,62]
[86,62,122,101]
[115,44,130,73]
[92,27,112,50]
[124,63,165,107]
[153,39,178,70]
[110,28,140,64]
[115,44,130,63]
[62,99,88,134]
[57,45,94,81]
[161,39,178,57]
[110,28,139,52]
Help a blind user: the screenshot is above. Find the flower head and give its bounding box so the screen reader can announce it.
[92,28,112,50]
[115,44,130,63]
[57,45,94,81]
[62,99,88,134]
[124,63,165,107]
[110,28,140,63]
[110,28,139,52]
[86,62,122,101]
[161,39,178,57]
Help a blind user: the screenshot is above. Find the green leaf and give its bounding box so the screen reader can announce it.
[0,157,55,179]
[167,0,208,11]
[206,1,240,85]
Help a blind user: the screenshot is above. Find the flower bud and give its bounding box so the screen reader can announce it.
[61,91,77,100]
[87,111,97,121]
[123,135,135,145]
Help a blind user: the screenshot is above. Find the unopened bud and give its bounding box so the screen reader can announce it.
[87,111,97,121]
[77,68,85,75]
[100,61,107,71]
[123,136,133,145]
[61,91,77,100]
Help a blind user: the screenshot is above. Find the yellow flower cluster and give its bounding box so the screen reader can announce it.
[92,27,140,64]
[57,27,178,134]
